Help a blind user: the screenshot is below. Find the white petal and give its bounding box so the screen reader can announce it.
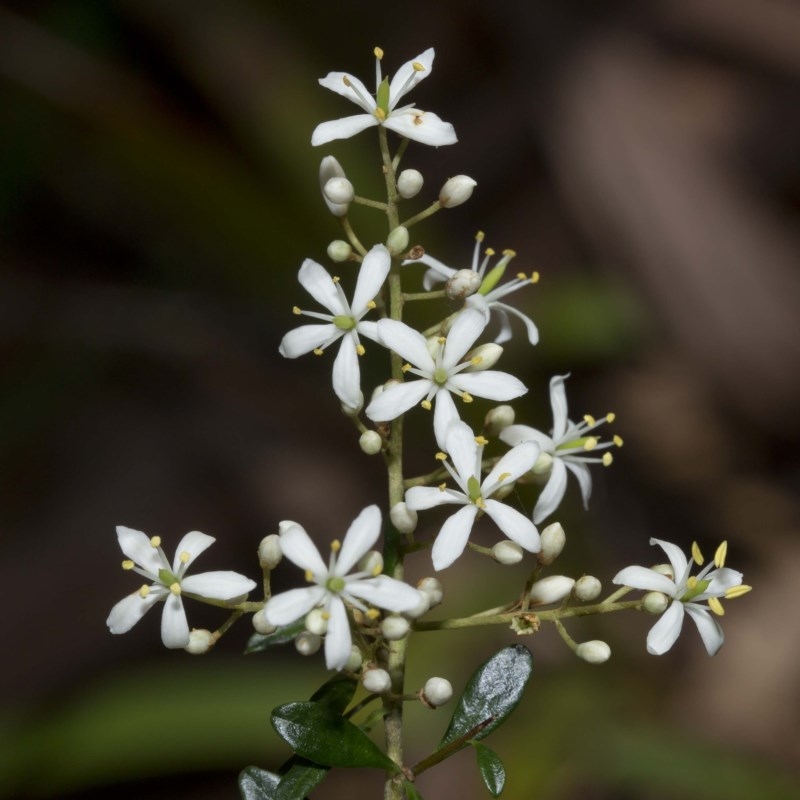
[532,458,569,524]
[265,586,327,625]
[405,485,466,511]
[116,526,162,575]
[366,379,431,422]
[279,524,328,577]
[337,505,381,575]
[172,530,215,573]
[484,442,540,490]
[450,370,527,402]
[407,253,455,282]
[685,604,725,655]
[160,593,190,649]
[441,309,486,368]
[312,114,378,146]
[345,575,422,612]
[388,48,434,106]
[431,505,478,571]
[323,596,352,671]
[499,425,553,450]
[704,568,744,596]
[493,301,539,345]
[564,460,593,508]
[646,600,685,655]
[612,565,677,596]
[332,335,362,410]
[106,587,163,634]
[352,245,391,313]
[297,259,346,314]
[484,500,540,552]
[280,323,339,358]
[383,110,457,146]
[433,389,461,451]
[180,570,256,600]
[444,419,480,486]
[649,538,689,586]
[376,319,434,369]
[318,72,376,111]
[548,375,570,440]
[356,319,379,343]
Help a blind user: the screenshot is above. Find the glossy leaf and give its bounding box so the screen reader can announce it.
[439,645,532,748]
[245,620,306,653]
[472,742,506,797]
[308,673,358,713]
[274,759,328,800]
[239,766,280,800]
[271,702,400,773]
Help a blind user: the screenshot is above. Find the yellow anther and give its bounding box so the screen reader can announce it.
[343,75,352,87]
[331,539,341,552]
[602,452,613,466]
[726,585,752,599]
[474,435,489,446]
[322,611,331,620]
[714,541,728,569]
[476,231,485,242]
[516,272,527,280]
[613,435,624,447]
[412,61,425,72]
[150,536,161,548]
[485,247,496,256]
[356,344,366,356]
[435,451,448,461]
[606,412,616,423]
[332,275,340,283]
[421,400,432,411]
[122,559,135,571]
[374,107,386,121]
[437,336,446,345]
[475,497,486,510]
[179,551,191,564]
[583,437,598,451]
[531,271,540,283]
[502,249,516,257]
[470,356,483,366]
[292,306,302,315]
[313,348,324,356]
[708,597,724,616]
[402,363,411,372]
[497,472,511,482]
[366,607,381,620]
[686,576,698,591]
[438,483,447,492]
[583,414,596,426]
[691,541,704,566]
[139,584,150,598]
[367,300,377,309]
[374,46,384,59]
[372,564,382,576]
[305,569,314,583]
[169,582,181,596]
[462,392,474,404]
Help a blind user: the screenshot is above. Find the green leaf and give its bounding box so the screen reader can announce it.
[472,742,506,797]
[245,620,306,653]
[274,759,328,800]
[403,779,425,800]
[239,766,280,800]
[271,702,400,773]
[308,673,357,714]
[439,644,532,749]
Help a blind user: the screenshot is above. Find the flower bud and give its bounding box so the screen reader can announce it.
[390,502,418,534]
[397,168,424,199]
[185,629,215,655]
[422,677,453,707]
[492,540,524,565]
[531,451,554,476]
[258,534,282,569]
[386,225,409,255]
[305,608,329,636]
[464,343,503,371]
[643,591,669,614]
[576,640,611,664]
[439,175,477,208]
[340,392,364,417]
[445,269,481,300]
[381,615,410,641]
[485,405,515,435]
[327,239,353,262]
[278,520,298,536]
[345,645,363,672]
[324,177,354,204]
[359,430,383,455]
[362,667,392,694]
[403,590,431,619]
[252,608,276,635]
[528,575,575,605]
[417,577,444,608]
[295,631,321,656]
[358,549,383,575]
[538,522,566,565]
[574,575,602,602]
[319,155,349,216]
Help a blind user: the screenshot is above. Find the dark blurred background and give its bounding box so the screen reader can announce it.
[1,1,799,798]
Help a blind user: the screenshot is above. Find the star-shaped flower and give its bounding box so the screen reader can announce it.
[500,374,621,524]
[366,308,528,448]
[107,527,256,649]
[311,47,457,147]
[264,506,423,671]
[405,420,541,570]
[280,244,391,411]
[406,231,540,345]
[613,538,751,655]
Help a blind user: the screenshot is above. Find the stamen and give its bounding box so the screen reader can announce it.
[342,76,352,87]
[726,585,752,599]
[292,306,302,315]
[485,247,496,257]
[613,435,624,447]
[139,584,150,598]
[169,582,181,596]
[374,46,384,60]
[691,541,704,566]
[475,231,485,243]
[122,559,135,570]
[412,61,425,73]
[367,300,377,309]
[708,597,724,616]
[475,497,486,510]
[331,539,341,553]
[462,392,474,404]
[531,271,540,283]
[438,483,447,492]
[583,414,596,426]
[474,435,489,446]
[583,437,598,451]
[374,108,386,121]
[366,607,381,620]
[150,536,161,548]
[714,541,728,568]
[421,400,432,411]
[470,356,483,366]
[305,569,315,583]
[437,336,446,345]
[313,348,324,356]
[686,576,698,591]
[606,412,616,423]
[402,363,411,372]
[497,472,511,482]
[435,452,448,461]
[332,275,340,283]
[356,344,366,356]
[322,611,331,620]
[502,248,516,258]
[516,272,527,280]
[602,452,613,466]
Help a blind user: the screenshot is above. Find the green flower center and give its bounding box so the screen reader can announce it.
[467,475,483,504]
[333,315,356,331]
[433,367,449,386]
[376,77,391,115]
[158,568,180,586]
[326,576,346,593]
[681,577,711,603]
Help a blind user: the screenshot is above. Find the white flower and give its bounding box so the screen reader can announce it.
[500,374,621,524]
[107,527,256,649]
[312,47,457,147]
[280,245,391,411]
[405,420,541,570]
[405,231,540,345]
[613,538,751,656]
[366,308,527,449]
[264,506,423,671]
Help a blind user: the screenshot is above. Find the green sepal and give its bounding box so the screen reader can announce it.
[439,644,533,749]
[472,741,506,797]
[245,620,306,653]
[271,701,401,773]
[238,766,280,799]
[403,780,425,800]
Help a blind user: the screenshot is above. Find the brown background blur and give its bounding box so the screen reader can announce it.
[1,1,799,799]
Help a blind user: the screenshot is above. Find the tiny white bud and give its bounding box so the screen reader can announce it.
[485,405,515,435]
[390,501,418,534]
[327,239,353,262]
[492,540,524,565]
[576,640,611,664]
[643,591,670,614]
[528,575,575,605]
[416,577,444,608]
[404,590,431,619]
[444,269,481,300]
[252,608,276,635]
[362,668,392,694]
[319,155,349,216]
[464,343,503,371]
[381,615,410,641]
[439,175,477,208]
[574,575,602,602]
[184,629,214,655]
[386,225,409,255]
[369,379,399,408]
[538,522,566,565]
[324,177,354,204]
[422,677,453,707]
[358,549,383,574]
[397,168,424,199]
[258,534,282,569]
[295,631,322,656]
[345,645,363,672]
[305,608,329,636]
[359,430,383,455]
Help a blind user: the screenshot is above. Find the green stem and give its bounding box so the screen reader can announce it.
[341,216,368,257]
